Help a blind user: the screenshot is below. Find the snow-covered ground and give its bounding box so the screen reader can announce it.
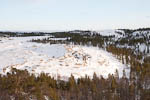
[0,36,129,80]
[97,29,123,36]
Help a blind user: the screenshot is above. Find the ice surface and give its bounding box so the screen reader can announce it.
[0,36,129,80]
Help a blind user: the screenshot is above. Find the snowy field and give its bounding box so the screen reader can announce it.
[0,36,129,80]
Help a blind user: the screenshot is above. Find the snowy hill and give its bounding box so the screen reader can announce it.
[0,28,150,80]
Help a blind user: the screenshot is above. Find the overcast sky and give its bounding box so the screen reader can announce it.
[0,0,150,31]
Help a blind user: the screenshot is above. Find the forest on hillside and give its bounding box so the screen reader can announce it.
[0,28,150,100]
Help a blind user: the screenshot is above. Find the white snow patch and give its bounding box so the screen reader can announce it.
[0,36,129,80]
